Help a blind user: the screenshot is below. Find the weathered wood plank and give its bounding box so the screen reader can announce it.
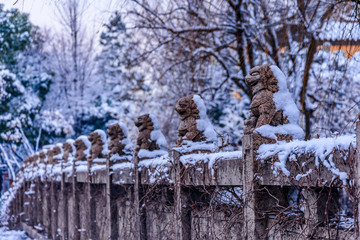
[182,158,242,186]
[90,168,107,184]
[355,121,360,237]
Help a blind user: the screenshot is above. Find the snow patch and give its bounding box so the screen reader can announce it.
[254,66,304,141]
[110,154,132,163]
[138,149,168,159]
[257,135,355,184]
[90,164,106,172]
[149,114,167,150]
[118,123,133,157]
[111,162,133,171]
[138,154,170,169]
[192,95,217,141]
[0,227,32,240]
[75,160,88,172]
[270,65,300,125]
[179,151,242,168]
[255,124,305,140]
[173,141,218,154]
[65,139,76,154]
[94,129,109,155]
[77,135,91,157]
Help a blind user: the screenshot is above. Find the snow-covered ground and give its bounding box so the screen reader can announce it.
[0,227,31,240]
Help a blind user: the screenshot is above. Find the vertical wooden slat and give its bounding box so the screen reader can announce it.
[83,160,92,240]
[242,134,256,240]
[60,162,68,240]
[355,121,360,238]
[173,150,183,240]
[36,178,43,229]
[50,179,57,239]
[134,155,141,240]
[44,179,51,238]
[71,161,80,240]
[105,157,113,239]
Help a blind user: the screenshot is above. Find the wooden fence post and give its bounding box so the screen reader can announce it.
[355,121,360,238]
[30,170,37,227]
[173,150,183,240]
[24,181,29,224]
[50,178,57,239]
[134,155,141,240]
[86,159,92,240]
[36,177,43,230]
[44,178,51,237]
[59,162,68,240]
[242,134,256,240]
[105,157,112,239]
[33,178,37,228]
[71,161,80,240]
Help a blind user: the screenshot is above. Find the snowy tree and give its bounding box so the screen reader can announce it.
[43,0,96,135]
[0,5,72,178]
[0,4,31,67]
[305,49,360,137]
[125,0,357,143]
[90,11,148,140]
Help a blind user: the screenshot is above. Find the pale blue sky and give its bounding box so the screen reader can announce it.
[0,0,125,33]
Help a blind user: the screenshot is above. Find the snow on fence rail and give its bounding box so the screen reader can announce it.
[1,69,360,239]
[1,125,358,239]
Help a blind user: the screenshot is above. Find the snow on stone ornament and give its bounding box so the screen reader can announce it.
[88,130,108,164]
[62,139,75,163]
[52,144,63,164]
[244,64,304,150]
[74,135,91,162]
[106,122,133,164]
[134,114,168,160]
[174,94,218,153]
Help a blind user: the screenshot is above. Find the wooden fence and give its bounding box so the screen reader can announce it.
[3,123,360,240]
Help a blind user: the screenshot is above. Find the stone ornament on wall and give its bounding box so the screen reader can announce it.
[74,136,90,162]
[174,94,218,153]
[107,123,126,156]
[30,154,39,167]
[62,140,75,163]
[107,123,133,163]
[46,145,62,165]
[88,130,107,163]
[244,64,304,149]
[135,114,167,160]
[175,95,205,144]
[46,148,54,165]
[51,145,63,164]
[135,114,159,153]
[244,64,281,134]
[39,150,47,164]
